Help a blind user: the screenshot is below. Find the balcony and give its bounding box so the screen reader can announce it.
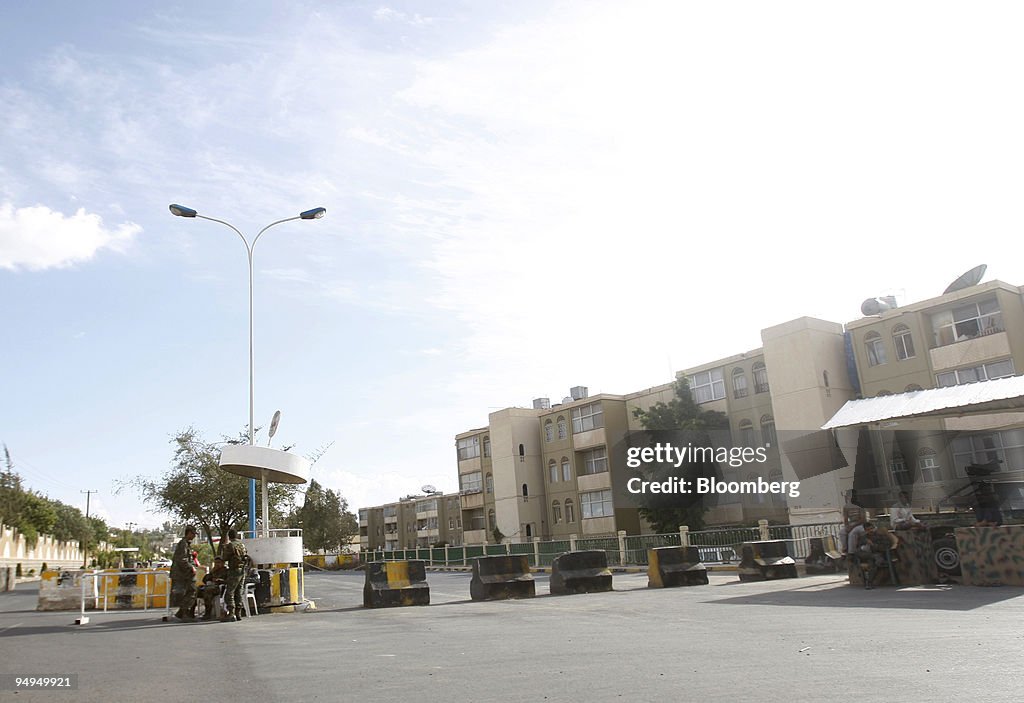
[930,331,1010,371]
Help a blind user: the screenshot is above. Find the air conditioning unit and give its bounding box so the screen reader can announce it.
[532,397,551,410]
[570,386,589,401]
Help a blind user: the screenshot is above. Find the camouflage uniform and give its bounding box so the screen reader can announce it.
[221,539,250,618]
[199,562,229,619]
[170,535,197,619]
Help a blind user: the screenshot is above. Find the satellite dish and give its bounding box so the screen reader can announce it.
[421,484,437,494]
[944,264,987,294]
[268,410,282,440]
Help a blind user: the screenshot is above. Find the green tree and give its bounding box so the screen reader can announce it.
[631,377,730,532]
[123,427,299,551]
[293,479,358,553]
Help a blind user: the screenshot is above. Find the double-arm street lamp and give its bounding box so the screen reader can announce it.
[169,203,326,533]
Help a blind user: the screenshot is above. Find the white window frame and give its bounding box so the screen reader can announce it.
[581,489,613,519]
[690,369,725,404]
[865,332,887,367]
[581,447,608,475]
[458,436,480,460]
[571,402,604,433]
[936,359,1015,387]
[893,325,915,361]
[753,363,769,394]
[460,471,483,494]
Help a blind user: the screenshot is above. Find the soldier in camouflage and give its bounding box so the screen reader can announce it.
[170,526,198,622]
[219,529,251,621]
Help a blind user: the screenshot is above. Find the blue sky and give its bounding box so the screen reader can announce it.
[2,1,1024,531]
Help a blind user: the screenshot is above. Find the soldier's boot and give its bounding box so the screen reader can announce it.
[220,608,234,622]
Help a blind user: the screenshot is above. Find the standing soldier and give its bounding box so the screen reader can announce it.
[170,526,198,622]
[219,529,251,621]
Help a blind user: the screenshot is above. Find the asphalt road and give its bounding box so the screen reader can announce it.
[1,571,1023,702]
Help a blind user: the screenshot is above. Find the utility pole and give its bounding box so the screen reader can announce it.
[81,490,97,568]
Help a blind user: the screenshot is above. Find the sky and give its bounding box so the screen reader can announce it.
[2,1,1024,532]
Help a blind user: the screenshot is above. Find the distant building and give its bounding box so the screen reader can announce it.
[359,492,462,551]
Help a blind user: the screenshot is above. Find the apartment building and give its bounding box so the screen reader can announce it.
[842,278,1024,512]
[451,274,1024,538]
[359,492,463,551]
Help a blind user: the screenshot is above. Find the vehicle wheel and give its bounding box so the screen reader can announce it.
[933,538,961,576]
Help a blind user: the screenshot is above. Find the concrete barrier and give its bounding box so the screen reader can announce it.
[646,546,708,588]
[38,568,186,611]
[256,566,304,609]
[363,561,430,608]
[804,535,844,574]
[470,555,535,601]
[550,551,613,595]
[738,541,797,581]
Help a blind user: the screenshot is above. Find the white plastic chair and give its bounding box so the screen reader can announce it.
[242,582,258,617]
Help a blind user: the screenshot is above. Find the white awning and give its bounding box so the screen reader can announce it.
[821,376,1024,430]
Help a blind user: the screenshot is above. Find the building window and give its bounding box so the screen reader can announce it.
[936,359,1014,388]
[449,518,455,530]
[548,460,559,483]
[383,505,397,518]
[952,429,1024,476]
[460,471,482,494]
[544,420,554,442]
[893,324,915,360]
[564,498,575,523]
[889,453,910,485]
[865,332,887,367]
[931,297,1003,347]
[732,368,748,399]
[561,458,572,481]
[918,448,940,483]
[483,436,490,457]
[760,415,777,447]
[416,499,437,513]
[458,436,480,460]
[738,419,755,448]
[557,417,567,439]
[571,402,604,433]
[690,369,725,403]
[485,472,493,494]
[522,483,529,498]
[752,362,769,394]
[487,509,496,532]
[552,501,562,524]
[581,490,613,518]
[581,447,608,475]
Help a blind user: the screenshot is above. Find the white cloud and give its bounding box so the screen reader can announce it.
[0,202,140,271]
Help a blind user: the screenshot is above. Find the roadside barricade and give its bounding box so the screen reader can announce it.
[647,546,708,587]
[804,535,844,574]
[470,555,535,600]
[256,566,304,610]
[550,550,613,595]
[738,541,797,581]
[363,560,430,608]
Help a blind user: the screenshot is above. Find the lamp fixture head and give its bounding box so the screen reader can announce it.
[169,204,198,218]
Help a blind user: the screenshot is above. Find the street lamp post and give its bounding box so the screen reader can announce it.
[169,203,326,534]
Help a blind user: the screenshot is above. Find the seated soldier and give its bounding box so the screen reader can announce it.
[850,522,898,589]
[198,556,229,620]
